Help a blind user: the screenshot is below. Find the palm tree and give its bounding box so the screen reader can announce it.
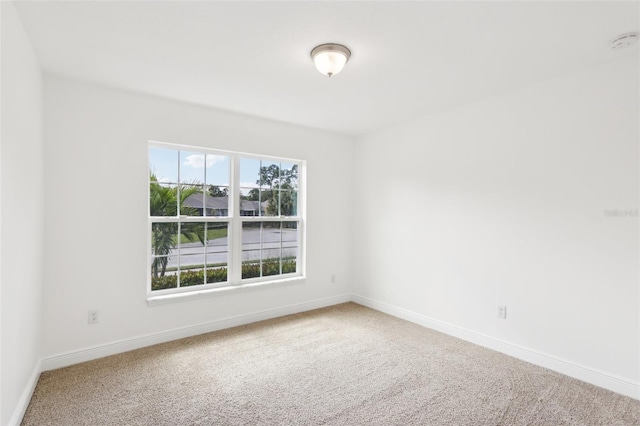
[150,173,204,278]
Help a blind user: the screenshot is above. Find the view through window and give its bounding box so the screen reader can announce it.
[149,143,303,294]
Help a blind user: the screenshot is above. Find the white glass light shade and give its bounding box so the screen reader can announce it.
[311,44,351,77]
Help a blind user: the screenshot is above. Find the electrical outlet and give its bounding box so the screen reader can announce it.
[88,310,99,324]
[331,274,336,283]
[497,305,507,319]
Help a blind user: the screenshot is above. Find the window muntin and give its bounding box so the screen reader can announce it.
[238,158,299,217]
[241,221,298,279]
[149,143,303,295]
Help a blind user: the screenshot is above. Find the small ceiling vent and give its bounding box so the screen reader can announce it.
[609,32,639,50]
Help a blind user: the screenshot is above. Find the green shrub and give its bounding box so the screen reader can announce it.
[180,269,203,287]
[152,260,296,290]
[151,267,228,290]
[242,263,261,279]
[262,259,280,276]
[282,260,296,274]
[151,274,178,290]
[207,268,227,283]
[243,259,296,278]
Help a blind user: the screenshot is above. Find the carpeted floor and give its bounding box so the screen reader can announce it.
[22,303,640,425]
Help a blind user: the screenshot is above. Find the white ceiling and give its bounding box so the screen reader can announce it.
[14,1,639,137]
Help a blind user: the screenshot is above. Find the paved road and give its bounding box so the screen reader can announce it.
[157,228,298,271]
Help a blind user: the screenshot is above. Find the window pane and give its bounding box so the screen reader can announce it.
[262,257,280,276]
[261,189,278,216]
[206,254,228,284]
[149,147,178,184]
[259,163,279,218]
[239,221,300,279]
[280,190,297,217]
[179,151,206,184]
[151,220,179,291]
[206,222,228,283]
[280,163,298,190]
[204,186,229,217]
[151,257,177,290]
[180,185,205,216]
[179,254,205,287]
[282,222,298,274]
[151,223,178,256]
[239,189,259,216]
[150,182,178,217]
[206,266,227,284]
[180,222,206,248]
[259,161,280,189]
[179,221,205,287]
[280,163,298,217]
[262,221,281,245]
[240,157,261,188]
[240,221,297,279]
[206,222,228,247]
[239,157,261,218]
[262,221,281,276]
[242,222,261,279]
[206,154,230,186]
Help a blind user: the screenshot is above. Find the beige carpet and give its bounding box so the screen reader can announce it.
[23,303,640,425]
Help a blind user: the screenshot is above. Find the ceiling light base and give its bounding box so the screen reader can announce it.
[311,43,351,77]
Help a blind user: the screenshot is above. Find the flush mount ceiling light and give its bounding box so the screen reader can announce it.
[609,32,639,50]
[311,43,351,77]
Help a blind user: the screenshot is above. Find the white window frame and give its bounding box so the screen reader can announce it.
[147,141,305,302]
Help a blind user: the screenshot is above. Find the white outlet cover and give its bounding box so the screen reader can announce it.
[497,305,507,319]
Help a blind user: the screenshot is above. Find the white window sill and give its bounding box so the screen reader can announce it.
[146,276,306,306]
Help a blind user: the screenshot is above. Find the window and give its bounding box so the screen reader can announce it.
[148,142,304,296]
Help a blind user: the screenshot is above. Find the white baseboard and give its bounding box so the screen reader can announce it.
[41,293,351,372]
[8,359,41,426]
[352,294,640,401]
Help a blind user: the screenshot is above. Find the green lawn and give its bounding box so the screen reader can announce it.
[179,226,228,244]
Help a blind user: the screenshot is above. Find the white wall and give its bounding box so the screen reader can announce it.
[354,56,639,394]
[42,76,354,359]
[0,3,44,424]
